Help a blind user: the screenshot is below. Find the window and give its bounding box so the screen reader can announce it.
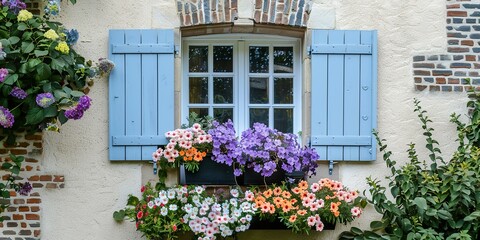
[182,35,301,134]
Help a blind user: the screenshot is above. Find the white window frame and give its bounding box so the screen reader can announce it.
[182,34,302,135]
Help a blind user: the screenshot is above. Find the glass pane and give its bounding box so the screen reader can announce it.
[249,46,269,73]
[213,46,233,72]
[213,77,233,104]
[189,46,208,72]
[214,108,233,123]
[274,47,293,73]
[189,108,209,118]
[274,78,293,104]
[189,77,208,104]
[274,108,293,133]
[250,78,269,104]
[250,108,269,127]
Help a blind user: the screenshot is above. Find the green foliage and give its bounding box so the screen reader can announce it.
[0,6,97,143]
[340,95,480,240]
[0,154,26,221]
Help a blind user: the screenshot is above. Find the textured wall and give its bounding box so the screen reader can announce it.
[30,0,470,239]
[413,0,480,92]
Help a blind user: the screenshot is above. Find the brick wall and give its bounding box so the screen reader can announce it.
[413,0,480,92]
[0,132,65,240]
[176,0,312,27]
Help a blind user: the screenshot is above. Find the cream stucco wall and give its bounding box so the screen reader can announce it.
[40,0,468,239]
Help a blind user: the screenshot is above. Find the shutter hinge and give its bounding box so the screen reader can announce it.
[307,46,312,56]
[152,161,157,175]
[174,45,180,55]
[329,160,334,175]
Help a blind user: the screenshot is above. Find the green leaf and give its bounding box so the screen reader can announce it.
[113,210,125,221]
[8,36,19,44]
[34,50,49,57]
[413,197,428,210]
[50,58,65,72]
[27,58,42,71]
[70,90,84,97]
[127,196,139,206]
[464,211,480,221]
[11,166,20,175]
[58,111,68,124]
[21,41,35,53]
[1,162,12,170]
[370,221,384,231]
[53,90,69,99]
[3,73,18,85]
[43,106,57,118]
[36,63,51,80]
[25,107,44,125]
[437,210,452,220]
[17,23,27,31]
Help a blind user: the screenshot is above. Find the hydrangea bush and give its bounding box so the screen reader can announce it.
[0,1,113,143]
[209,120,319,178]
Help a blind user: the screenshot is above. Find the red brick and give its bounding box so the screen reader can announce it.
[46,183,57,189]
[13,214,24,220]
[19,206,29,212]
[448,78,460,84]
[447,11,467,17]
[25,158,39,163]
[461,40,474,46]
[30,192,40,196]
[14,199,25,204]
[21,222,27,228]
[40,175,52,181]
[474,63,480,69]
[416,85,427,91]
[27,198,41,204]
[10,191,16,197]
[25,165,33,171]
[466,55,476,61]
[30,206,40,212]
[28,175,40,181]
[10,149,27,155]
[436,78,446,84]
[17,142,29,148]
[32,183,44,188]
[414,77,422,83]
[447,4,460,9]
[26,214,40,220]
[34,229,41,237]
[0,149,7,154]
[33,142,42,148]
[25,134,42,141]
[53,175,64,182]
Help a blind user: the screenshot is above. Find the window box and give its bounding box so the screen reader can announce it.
[179,155,241,185]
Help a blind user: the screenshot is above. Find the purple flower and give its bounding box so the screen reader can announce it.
[36,92,55,108]
[9,87,27,99]
[18,182,32,196]
[0,68,8,83]
[1,0,26,13]
[233,168,243,176]
[77,95,91,111]
[64,107,84,120]
[0,106,14,128]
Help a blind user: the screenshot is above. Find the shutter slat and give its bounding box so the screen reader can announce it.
[327,31,345,160]
[310,30,377,161]
[343,31,361,160]
[109,30,126,161]
[141,31,160,160]
[109,29,174,161]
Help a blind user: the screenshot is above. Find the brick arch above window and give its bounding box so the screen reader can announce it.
[176,0,312,27]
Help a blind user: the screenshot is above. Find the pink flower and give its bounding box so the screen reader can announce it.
[315,221,324,231]
[245,191,254,201]
[167,156,176,163]
[137,211,143,219]
[317,199,325,208]
[351,207,362,217]
[307,216,316,227]
[140,185,145,192]
[310,183,320,192]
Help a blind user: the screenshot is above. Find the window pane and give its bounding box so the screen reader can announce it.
[214,77,233,104]
[214,108,233,123]
[274,47,293,73]
[189,77,208,104]
[274,78,293,104]
[213,46,233,72]
[249,46,269,73]
[189,108,209,118]
[274,108,293,133]
[250,77,269,104]
[250,108,269,127]
[189,46,208,72]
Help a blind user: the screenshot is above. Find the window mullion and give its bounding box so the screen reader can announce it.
[238,41,246,132]
[269,45,274,129]
[208,44,214,116]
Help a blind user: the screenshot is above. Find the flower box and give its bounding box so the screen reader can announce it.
[243,168,286,185]
[249,217,336,230]
[179,155,241,185]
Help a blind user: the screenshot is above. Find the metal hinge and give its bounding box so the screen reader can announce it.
[329,160,335,175]
[307,46,312,56]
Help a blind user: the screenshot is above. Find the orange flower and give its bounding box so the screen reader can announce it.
[292,187,302,195]
[281,191,291,199]
[273,197,283,206]
[193,152,203,161]
[282,203,293,213]
[300,191,309,199]
[263,189,273,198]
[201,152,207,157]
[290,199,298,205]
[333,211,340,217]
[273,187,282,196]
[179,150,185,156]
[298,180,308,190]
[289,214,297,223]
[297,210,307,216]
[330,202,341,212]
[261,203,270,213]
[269,204,275,214]
[255,196,266,205]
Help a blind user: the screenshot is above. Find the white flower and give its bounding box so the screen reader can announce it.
[245,214,252,221]
[147,201,154,209]
[160,207,168,216]
[230,189,239,198]
[167,190,176,199]
[169,204,178,211]
[229,198,238,207]
[154,198,161,206]
[195,186,204,194]
[159,190,167,198]
[160,197,169,205]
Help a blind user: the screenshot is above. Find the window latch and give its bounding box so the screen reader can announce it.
[329,160,334,175]
[153,161,157,175]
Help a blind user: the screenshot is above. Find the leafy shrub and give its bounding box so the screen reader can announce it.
[340,96,480,240]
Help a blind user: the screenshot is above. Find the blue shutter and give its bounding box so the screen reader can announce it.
[109,29,175,161]
[310,30,377,161]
